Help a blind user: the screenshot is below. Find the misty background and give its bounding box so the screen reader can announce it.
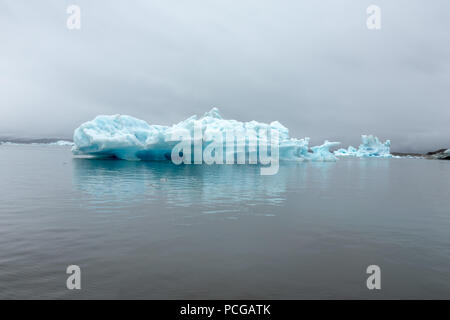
[0,0,449,152]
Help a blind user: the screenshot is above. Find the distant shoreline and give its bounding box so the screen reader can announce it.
[1,137,448,160]
[392,150,450,160]
[0,137,73,144]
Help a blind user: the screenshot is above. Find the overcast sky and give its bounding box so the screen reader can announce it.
[1,0,449,152]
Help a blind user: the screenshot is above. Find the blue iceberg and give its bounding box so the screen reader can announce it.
[334,135,392,158]
[72,108,339,163]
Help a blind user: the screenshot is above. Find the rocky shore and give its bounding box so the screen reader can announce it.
[392,149,450,160]
[425,149,450,160]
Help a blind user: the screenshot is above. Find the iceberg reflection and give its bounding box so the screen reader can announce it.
[72,159,299,212]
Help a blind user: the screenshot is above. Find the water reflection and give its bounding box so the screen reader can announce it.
[72,159,299,211]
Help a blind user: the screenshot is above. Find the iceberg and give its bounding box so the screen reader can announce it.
[50,140,74,146]
[310,140,341,161]
[72,108,339,163]
[334,135,392,158]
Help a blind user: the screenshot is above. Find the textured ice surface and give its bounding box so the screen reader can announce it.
[334,135,392,158]
[334,146,358,157]
[72,108,339,162]
[310,141,341,161]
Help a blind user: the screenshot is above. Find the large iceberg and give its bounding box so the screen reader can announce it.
[72,108,339,163]
[334,135,392,158]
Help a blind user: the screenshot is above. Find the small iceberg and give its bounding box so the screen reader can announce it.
[50,140,74,146]
[334,135,392,158]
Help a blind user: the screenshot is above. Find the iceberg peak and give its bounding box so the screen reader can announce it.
[203,107,223,119]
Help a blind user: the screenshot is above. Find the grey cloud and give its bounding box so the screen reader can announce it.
[0,0,449,152]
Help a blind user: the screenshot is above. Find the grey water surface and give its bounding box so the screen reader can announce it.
[0,144,449,299]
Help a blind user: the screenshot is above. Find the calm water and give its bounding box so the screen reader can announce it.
[1,144,450,299]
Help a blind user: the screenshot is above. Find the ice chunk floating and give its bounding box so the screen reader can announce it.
[72,108,339,167]
[334,135,392,158]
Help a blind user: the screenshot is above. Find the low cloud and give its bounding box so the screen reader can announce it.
[1,0,449,152]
